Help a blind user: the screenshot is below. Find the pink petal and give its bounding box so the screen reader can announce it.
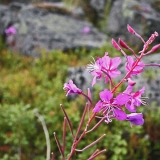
[93,100,102,112]
[124,85,133,94]
[100,89,113,101]
[109,70,121,78]
[92,76,97,86]
[111,57,121,69]
[115,93,130,105]
[102,56,111,70]
[126,56,134,66]
[114,109,127,121]
[126,100,136,112]
[127,113,144,125]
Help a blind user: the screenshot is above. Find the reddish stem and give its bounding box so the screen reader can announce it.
[68,130,86,160]
[81,92,92,105]
[62,117,67,160]
[88,149,106,160]
[51,152,55,160]
[67,112,97,160]
[111,53,144,93]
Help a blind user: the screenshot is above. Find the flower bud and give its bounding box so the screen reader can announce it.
[63,80,82,96]
[118,38,129,49]
[149,44,160,53]
[127,78,136,86]
[127,24,135,34]
[112,38,121,51]
[154,31,159,37]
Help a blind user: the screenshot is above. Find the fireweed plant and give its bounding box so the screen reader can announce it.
[53,25,160,160]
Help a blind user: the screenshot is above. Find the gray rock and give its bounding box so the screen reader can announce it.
[90,0,105,11]
[106,0,160,46]
[0,2,107,56]
[135,54,160,106]
[67,67,92,91]
[0,0,61,4]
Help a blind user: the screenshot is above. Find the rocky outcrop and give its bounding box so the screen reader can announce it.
[0,0,61,5]
[106,0,160,47]
[0,2,107,56]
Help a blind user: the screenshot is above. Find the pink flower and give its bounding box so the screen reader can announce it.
[93,89,113,113]
[63,80,82,96]
[93,88,145,124]
[102,53,121,82]
[124,85,146,112]
[87,53,121,86]
[125,56,145,76]
[5,26,17,35]
[127,113,144,125]
[81,27,90,34]
[93,89,128,123]
[87,57,103,86]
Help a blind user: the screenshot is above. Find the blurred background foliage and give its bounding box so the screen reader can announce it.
[0,34,160,160]
[0,0,160,159]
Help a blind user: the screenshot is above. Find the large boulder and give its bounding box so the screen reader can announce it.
[0,2,107,56]
[106,0,160,47]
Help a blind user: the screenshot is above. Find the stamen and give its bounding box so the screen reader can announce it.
[140,97,149,106]
[141,100,148,106]
[87,57,98,73]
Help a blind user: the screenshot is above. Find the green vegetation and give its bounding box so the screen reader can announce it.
[0,39,160,160]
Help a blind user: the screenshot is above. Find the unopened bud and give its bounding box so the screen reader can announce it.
[105,52,108,56]
[127,78,136,86]
[154,31,159,37]
[127,24,135,34]
[112,38,121,51]
[118,38,129,49]
[149,44,160,53]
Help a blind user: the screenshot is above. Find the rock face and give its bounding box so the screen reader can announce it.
[67,54,160,106]
[0,0,61,4]
[0,2,107,56]
[106,0,160,46]
[135,54,160,106]
[77,0,108,28]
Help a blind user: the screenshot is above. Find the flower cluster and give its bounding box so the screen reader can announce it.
[87,52,121,86]
[64,24,160,127]
[55,25,160,160]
